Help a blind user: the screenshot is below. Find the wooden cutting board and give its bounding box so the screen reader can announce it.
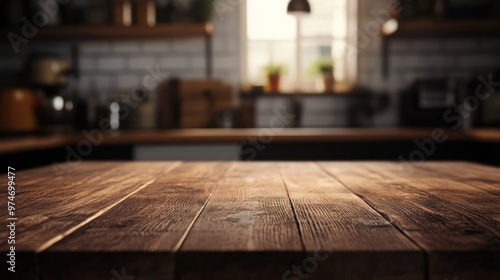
[157,79,234,129]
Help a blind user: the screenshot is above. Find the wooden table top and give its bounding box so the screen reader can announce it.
[1,161,499,280]
[2,128,500,155]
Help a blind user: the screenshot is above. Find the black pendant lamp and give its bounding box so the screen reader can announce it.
[287,0,311,14]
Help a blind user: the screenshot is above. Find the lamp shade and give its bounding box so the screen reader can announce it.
[287,0,311,14]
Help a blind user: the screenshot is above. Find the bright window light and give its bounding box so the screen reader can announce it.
[246,0,352,92]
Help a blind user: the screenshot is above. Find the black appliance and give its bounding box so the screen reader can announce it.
[400,79,465,127]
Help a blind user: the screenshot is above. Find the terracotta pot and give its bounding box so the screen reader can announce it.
[322,72,335,93]
[0,88,38,132]
[267,74,281,93]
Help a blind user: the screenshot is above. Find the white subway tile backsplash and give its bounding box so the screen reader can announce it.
[389,39,413,52]
[212,70,239,87]
[116,74,141,89]
[191,55,206,70]
[112,41,141,53]
[213,9,239,33]
[128,56,157,70]
[172,38,205,53]
[391,54,455,69]
[79,57,95,71]
[444,39,478,51]
[213,36,229,52]
[80,42,110,54]
[214,55,236,70]
[97,57,125,71]
[79,74,112,91]
[359,54,380,72]
[1,6,241,100]
[142,40,171,52]
[402,70,447,82]
[459,55,500,68]
[161,56,191,69]
[178,70,206,79]
[411,39,443,52]
[192,55,238,72]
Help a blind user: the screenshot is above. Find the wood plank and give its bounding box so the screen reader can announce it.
[0,23,213,40]
[279,162,424,279]
[414,161,500,196]
[177,162,303,280]
[362,162,500,280]
[40,162,233,280]
[320,162,500,280]
[0,162,176,280]
[391,160,500,196]
[0,162,119,280]
[362,162,500,224]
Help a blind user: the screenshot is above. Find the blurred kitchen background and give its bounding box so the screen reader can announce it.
[1,0,500,168]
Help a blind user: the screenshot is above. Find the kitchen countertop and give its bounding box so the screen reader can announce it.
[1,128,500,155]
[1,161,498,279]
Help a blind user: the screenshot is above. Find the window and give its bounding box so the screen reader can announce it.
[244,0,356,92]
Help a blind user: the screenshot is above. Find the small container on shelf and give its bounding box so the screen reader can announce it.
[136,0,156,27]
[113,0,133,27]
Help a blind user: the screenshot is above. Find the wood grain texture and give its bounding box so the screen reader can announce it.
[319,162,500,280]
[280,162,424,279]
[364,162,500,224]
[414,161,500,196]
[0,162,176,280]
[1,161,499,280]
[177,162,303,280]
[41,162,234,280]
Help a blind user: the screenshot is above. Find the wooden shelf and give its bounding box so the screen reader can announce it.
[384,19,500,38]
[0,23,213,40]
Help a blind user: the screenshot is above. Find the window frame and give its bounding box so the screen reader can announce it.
[239,0,358,92]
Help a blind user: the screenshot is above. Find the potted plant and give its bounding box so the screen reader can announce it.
[263,64,284,93]
[310,58,335,93]
[190,0,216,22]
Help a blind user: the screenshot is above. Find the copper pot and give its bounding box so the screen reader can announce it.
[0,88,38,132]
